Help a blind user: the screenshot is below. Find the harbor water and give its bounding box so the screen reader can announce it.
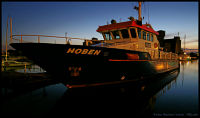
[0,60,198,117]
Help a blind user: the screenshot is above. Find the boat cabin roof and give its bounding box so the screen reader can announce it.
[96,20,159,35]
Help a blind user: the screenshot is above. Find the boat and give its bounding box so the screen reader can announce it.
[10,2,179,88]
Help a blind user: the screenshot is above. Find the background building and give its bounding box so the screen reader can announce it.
[157,30,181,54]
[157,30,165,47]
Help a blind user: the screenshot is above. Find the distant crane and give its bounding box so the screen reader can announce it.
[6,17,8,62]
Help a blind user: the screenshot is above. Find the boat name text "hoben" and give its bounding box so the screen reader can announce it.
[66,48,101,55]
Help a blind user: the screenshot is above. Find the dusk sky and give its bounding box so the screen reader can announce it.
[2,2,198,50]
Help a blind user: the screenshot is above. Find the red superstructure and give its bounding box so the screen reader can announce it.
[97,20,159,35]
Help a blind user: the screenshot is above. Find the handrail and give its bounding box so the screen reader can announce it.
[11,34,106,46]
[12,34,91,40]
[11,34,95,44]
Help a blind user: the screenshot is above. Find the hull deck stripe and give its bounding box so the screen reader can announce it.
[66,79,142,88]
[108,59,150,61]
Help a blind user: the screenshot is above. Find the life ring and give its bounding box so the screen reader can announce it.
[154,43,158,48]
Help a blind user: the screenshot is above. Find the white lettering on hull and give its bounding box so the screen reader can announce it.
[66,48,101,55]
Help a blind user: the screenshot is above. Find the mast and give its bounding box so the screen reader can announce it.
[134,2,142,21]
[138,2,142,21]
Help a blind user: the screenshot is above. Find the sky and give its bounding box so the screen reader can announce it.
[1,2,198,50]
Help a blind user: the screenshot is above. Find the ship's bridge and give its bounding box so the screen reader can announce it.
[96,19,160,59]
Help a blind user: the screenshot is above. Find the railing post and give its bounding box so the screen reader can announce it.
[65,32,67,44]
[10,17,12,43]
[86,40,88,46]
[38,36,40,43]
[160,51,162,59]
[170,52,172,59]
[20,35,23,43]
[66,37,68,44]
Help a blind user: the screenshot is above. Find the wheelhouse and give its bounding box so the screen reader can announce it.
[96,20,160,59]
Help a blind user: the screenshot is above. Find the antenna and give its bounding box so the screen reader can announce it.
[184,34,186,53]
[138,2,142,21]
[6,17,8,62]
[134,2,142,21]
[148,2,150,24]
[107,21,109,25]
[143,2,145,21]
[10,17,12,43]
[65,32,67,37]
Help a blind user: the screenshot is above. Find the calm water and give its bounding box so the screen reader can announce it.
[153,60,199,117]
[1,60,198,117]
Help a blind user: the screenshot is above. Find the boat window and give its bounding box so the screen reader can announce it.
[143,31,146,40]
[104,32,112,40]
[121,29,130,39]
[151,34,154,42]
[137,28,141,39]
[147,33,150,41]
[112,30,120,39]
[130,28,136,38]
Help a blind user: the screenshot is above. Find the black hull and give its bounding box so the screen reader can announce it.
[10,43,180,87]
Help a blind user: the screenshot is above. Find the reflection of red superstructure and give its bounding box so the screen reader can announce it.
[97,20,159,35]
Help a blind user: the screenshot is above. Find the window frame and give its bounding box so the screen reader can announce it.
[103,32,112,40]
[151,34,154,42]
[137,28,142,39]
[130,28,137,38]
[143,31,146,40]
[120,29,130,39]
[111,30,121,40]
[147,32,150,41]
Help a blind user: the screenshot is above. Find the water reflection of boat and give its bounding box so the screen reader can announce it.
[10,2,179,88]
[48,69,180,117]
